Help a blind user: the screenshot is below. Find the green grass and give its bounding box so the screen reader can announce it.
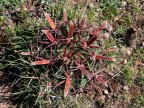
[99,0,122,20]
[47,0,98,23]
[131,96,144,107]
[122,66,137,85]
[121,47,144,85]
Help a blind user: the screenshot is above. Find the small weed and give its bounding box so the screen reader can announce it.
[131,96,144,107]
[122,66,137,85]
[99,0,122,20]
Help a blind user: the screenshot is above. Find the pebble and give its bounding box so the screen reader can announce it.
[105,23,113,32]
[76,94,79,97]
[126,49,132,55]
[123,86,129,91]
[123,59,127,64]
[122,2,127,6]
[89,3,94,8]
[103,90,108,95]
[103,33,110,39]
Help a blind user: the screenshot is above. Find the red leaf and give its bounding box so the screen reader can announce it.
[64,77,71,97]
[50,46,53,60]
[81,58,87,64]
[80,41,87,49]
[53,80,65,89]
[38,41,50,44]
[42,30,55,43]
[68,21,74,38]
[96,55,116,61]
[44,12,56,30]
[63,8,67,22]
[96,76,108,87]
[87,36,98,46]
[92,22,107,35]
[69,50,79,59]
[77,53,81,63]
[79,67,92,80]
[63,47,67,57]
[76,64,92,80]
[31,59,50,65]
[67,49,73,58]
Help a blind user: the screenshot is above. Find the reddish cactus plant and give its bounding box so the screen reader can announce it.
[18,11,116,98]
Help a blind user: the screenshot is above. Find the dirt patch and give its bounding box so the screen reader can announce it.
[0,71,14,108]
[82,76,144,108]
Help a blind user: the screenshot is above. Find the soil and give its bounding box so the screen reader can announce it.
[0,71,14,108]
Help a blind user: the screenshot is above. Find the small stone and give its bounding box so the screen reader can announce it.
[76,94,79,97]
[123,86,129,91]
[41,0,45,3]
[103,33,110,39]
[105,23,113,32]
[103,90,108,95]
[113,46,119,52]
[23,7,27,11]
[123,59,127,64]
[122,2,127,6]
[126,49,132,55]
[89,3,94,8]
[95,13,99,17]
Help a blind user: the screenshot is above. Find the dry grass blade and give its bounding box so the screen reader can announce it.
[20,52,34,55]
[54,80,65,89]
[64,77,71,97]
[87,36,98,46]
[42,30,55,43]
[92,22,107,35]
[63,47,67,57]
[31,59,50,65]
[44,12,56,30]
[79,66,92,80]
[68,21,74,38]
